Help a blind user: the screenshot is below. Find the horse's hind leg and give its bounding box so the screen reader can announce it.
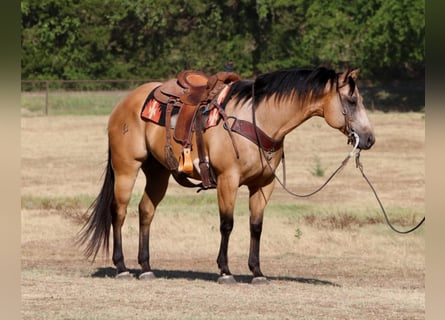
[111,159,141,277]
[248,181,275,284]
[138,156,170,279]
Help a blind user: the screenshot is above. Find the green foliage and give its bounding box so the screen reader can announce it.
[21,0,424,82]
[294,227,303,239]
[358,0,425,79]
[310,157,325,177]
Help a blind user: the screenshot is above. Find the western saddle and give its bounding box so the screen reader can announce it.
[152,70,241,189]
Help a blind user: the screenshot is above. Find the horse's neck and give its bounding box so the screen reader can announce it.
[253,97,324,140]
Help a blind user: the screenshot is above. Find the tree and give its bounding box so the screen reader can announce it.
[358,0,425,79]
[21,0,424,81]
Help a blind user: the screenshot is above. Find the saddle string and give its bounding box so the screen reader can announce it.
[251,84,424,234]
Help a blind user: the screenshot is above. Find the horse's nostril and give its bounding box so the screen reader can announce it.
[367,135,375,148]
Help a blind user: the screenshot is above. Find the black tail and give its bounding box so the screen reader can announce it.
[78,148,115,261]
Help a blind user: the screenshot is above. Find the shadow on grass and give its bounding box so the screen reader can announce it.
[91,267,339,287]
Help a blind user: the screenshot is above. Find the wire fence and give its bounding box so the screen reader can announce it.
[21,78,425,116]
[21,79,162,116]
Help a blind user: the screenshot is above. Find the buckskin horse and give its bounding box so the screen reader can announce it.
[79,67,375,284]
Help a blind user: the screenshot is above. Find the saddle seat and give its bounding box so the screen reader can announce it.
[154,70,240,105]
[154,70,209,105]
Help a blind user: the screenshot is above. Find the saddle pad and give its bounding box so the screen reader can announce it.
[141,83,233,129]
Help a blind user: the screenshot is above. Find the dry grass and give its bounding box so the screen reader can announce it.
[21,112,424,319]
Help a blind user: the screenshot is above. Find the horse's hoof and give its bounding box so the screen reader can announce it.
[251,276,269,285]
[217,274,237,284]
[115,271,133,279]
[139,271,156,280]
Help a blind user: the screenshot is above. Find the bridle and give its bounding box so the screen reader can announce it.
[337,81,357,148]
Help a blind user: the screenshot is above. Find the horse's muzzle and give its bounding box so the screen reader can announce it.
[357,133,375,150]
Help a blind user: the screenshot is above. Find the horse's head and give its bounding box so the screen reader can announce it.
[323,69,375,150]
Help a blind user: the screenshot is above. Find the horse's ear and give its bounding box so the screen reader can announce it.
[338,68,360,86]
[348,68,360,80]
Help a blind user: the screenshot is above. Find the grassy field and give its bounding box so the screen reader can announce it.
[21,91,130,116]
[21,109,424,319]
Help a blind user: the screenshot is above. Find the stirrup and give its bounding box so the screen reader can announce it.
[179,147,193,173]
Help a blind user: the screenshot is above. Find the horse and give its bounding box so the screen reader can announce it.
[79,67,375,284]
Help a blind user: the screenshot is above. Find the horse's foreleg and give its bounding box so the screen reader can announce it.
[138,158,170,279]
[216,175,239,284]
[248,181,275,284]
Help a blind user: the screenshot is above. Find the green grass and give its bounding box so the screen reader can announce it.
[21,194,95,211]
[21,193,424,231]
[21,83,425,117]
[310,156,326,177]
[21,91,128,116]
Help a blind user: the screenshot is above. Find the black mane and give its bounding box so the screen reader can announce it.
[229,67,339,106]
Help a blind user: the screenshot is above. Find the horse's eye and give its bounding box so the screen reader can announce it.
[348,96,358,106]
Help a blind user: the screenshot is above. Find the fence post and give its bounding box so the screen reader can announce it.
[45,80,49,116]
